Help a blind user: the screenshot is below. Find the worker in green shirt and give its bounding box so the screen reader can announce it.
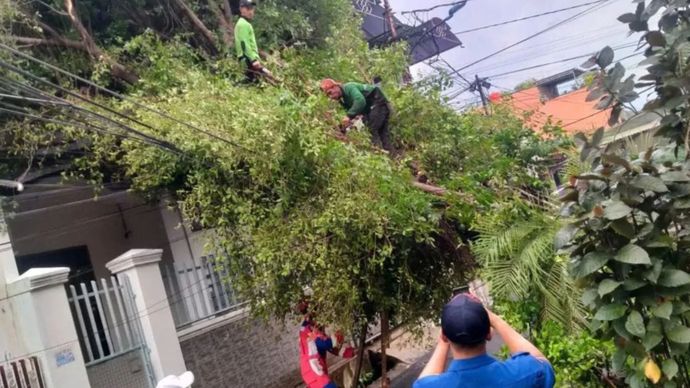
[320,78,394,153]
[235,0,273,84]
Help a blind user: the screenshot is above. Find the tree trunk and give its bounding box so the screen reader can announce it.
[172,0,219,55]
[351,320,368,388]
[63,0,139,84]
[216,0,235,47]
[380,311,390,388]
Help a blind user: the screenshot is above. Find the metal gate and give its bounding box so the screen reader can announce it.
[67,276,155,388]
[0,357,44,388]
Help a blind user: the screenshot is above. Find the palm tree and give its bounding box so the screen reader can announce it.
[472,201,585,331]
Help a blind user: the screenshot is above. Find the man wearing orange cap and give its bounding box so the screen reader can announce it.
[320,79,393,153]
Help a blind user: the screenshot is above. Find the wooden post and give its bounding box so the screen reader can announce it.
[380,311,390,388]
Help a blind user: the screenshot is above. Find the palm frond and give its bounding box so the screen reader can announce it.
[474,209,584,332]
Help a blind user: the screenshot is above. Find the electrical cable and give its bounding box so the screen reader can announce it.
[0,43,249,152]
[0,69,182,154]
[401,1,472,15]
[451,0,617,74]
[487,49,640,80]
[453,0,606,35]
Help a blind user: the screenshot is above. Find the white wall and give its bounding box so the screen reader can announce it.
[6,184,174,280]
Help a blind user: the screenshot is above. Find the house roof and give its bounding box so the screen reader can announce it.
[503,86,612,135]
[535,69,585,87]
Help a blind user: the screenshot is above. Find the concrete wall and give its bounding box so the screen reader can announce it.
[86,349,151,388]
[6,184,174,280]
[179,314,302,388]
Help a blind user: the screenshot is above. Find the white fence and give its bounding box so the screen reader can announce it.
[0,357,44,388]
[161,255,245,328]
[67,277,144,365]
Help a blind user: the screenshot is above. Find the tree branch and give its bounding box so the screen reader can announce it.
[215,0,235,47]
[172,0,219,55]
[8,36,86,50]
[63,0,139,84]
[32,0,68,16]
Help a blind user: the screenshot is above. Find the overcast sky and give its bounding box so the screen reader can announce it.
[387,0,648,109]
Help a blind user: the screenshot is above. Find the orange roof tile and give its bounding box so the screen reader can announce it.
[502,86,612,135]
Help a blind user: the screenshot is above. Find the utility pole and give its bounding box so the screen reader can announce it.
[470,74,491,115]
[382,0,398,39]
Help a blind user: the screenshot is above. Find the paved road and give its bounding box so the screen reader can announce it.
[390,335,505,388]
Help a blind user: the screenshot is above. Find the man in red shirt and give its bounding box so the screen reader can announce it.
[299,306,355,388]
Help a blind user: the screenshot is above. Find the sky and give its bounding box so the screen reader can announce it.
[386,0,649,109]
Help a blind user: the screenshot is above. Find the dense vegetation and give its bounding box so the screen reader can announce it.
[7,0,677,387]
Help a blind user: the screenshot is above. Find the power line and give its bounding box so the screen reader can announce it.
[452,0,615,74]
[0,71,183,155]
[486,45,639,80]
[441,45,639,101]
[401,1,471,15]
[0,43,248,152]
[454,0,606,35]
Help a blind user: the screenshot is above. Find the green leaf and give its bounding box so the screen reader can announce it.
[648,318,662,334]
[604,201,632,220]
[625,340,647,359]
[624,278,647,291]
[626,310,646,337]
[674,198,690,209]
[667,325,690,344]
[612,348,627,372]
[645,31,666,47]
[645,261,663,283]
[554,224,577,250]
[662,359,678,380]
[643,331,663,350]
[668,341,689,356]
[659,270,690,287]
[602,153,632,171]
[661,171,690,182]
[617,13,637,23]
[573,251,610,278]
[614,318,632,340]
[582,288,599,306]
[614,244,651,265]
[597,46,615,68]
[591,127,605,147]
[598,279,622,296]
[594,303,627,321]
[653,302,673,320]
[631,175,669,193]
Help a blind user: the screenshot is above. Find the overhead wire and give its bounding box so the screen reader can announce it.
[0,43,249,152]
[487,47,640,80]
[450,0,618,74]
[453,0,607,35]
[0,68,182,154]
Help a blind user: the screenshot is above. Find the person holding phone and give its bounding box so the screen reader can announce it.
[414,293,555,388]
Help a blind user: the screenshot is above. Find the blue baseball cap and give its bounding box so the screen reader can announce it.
[442,294,490,346]
[240,0,256,7]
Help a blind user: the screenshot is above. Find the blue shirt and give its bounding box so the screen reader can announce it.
[413,353,555,388]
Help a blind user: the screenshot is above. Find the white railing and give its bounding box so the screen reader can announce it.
[161,255,245,329]
[68,277,143,365]
[0,357,44,388]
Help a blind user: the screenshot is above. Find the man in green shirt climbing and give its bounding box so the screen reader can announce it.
[320,78,394,153]
[235,0,273,84]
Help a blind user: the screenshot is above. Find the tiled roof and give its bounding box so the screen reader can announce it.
[502,86,612,135]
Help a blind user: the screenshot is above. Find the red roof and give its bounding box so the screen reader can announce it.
[502,86,612,135]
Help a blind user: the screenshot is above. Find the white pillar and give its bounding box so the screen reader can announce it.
[106,249,186,381]
[6,267,91,388]
[0,211,19,299]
